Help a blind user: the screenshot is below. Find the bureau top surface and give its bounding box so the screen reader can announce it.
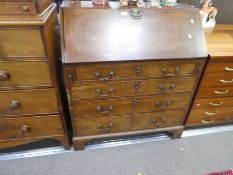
[205,24,233,57]
[60,1,207,64]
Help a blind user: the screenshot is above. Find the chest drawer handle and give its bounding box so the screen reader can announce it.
[96,123,113,131]
[161,67,181,77]
[95,71,115,81]
[135,66,142,76]
[96,105,113,114]
[205,111,217,116]
[22,6,29,11]
[214,90,229,94]
[95,88,115,97]
[224,67,233,71]
[159,83,176,92]
[10,101,20,110]
[155,101,171,108]
[21,125,30,133]
[201,119,214,124]
[0,71,9,81]
[151,117,166,125]
[219,79,233,83]
[209,102,223,106]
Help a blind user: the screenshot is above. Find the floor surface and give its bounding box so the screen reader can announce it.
[0,130,233,175]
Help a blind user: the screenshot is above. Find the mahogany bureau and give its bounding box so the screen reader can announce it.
[186,25,233,127]
[60,1,207,150]
[0,3,69,149]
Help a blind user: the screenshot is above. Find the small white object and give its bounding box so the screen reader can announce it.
[121,11,128,16]
[188,34,193,39]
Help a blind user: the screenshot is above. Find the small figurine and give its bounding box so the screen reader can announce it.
[120,0,129,6]
[199,0,218,31]
[150,0,160,7]
[137,0,144,7]
[160,0,177,7]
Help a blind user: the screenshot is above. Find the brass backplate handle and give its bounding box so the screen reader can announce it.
[204,111,218,116]
[219,79,233,83]
[161,66,181,77]
[95,71,115,81]
[96,105,113,114]
[224,67,233,71]
[159,83,176,92]
[96,88,115,97]
[214,90,229,94]
[155,100,171,108]
[209,102,223,106]
[96,123,113,131]
[201,119,214,124]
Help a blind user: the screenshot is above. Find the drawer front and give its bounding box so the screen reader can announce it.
[64,61,202,82]
[70,77,196,100]
[0,115,64,140]
[0,2,37,15]
[73,93,191,117]
[193,97,233,109]
[74,110,185,136]
[197,86,233,99]
[186,108,233,127]
[0,29,45,58]
[0,61,52,88]
[206,62,233,74]
[201,74,233,87]
[0,89,58,117]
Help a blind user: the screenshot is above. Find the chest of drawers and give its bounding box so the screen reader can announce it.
[60,1,207,150]
[186,25,233,127]
[0,3,69,150]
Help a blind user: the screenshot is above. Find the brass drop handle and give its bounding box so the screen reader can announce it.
[219,79,233,83]
[201,120,214,124]
[131,97,138,104]
[159,83,176,92]
[22,6,29,11]
[224,67,233,71]
[151,117,166,125]
[96,105,113,114]
[214,90,229,94]
[161,67,181,77]
[204,111,218,116]
[21,125,30,133]
[96,123,113,131]
[209,102,223,106]
[95,88,115,97]
[155,100,171,109]
[0,71,9,81]
[95,71,115,81]
[135,66,142,76]
[10,101,20,110]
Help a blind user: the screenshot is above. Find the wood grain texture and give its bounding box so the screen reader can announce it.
[74,110,185,136]
[0,115,64,141]
[0,2,37,15]
[0,88,58,117]
[197,86,233,99]
[201,74,233,88]
[0,61,52,88]
[206,61,233,74]
[61,1,207,63]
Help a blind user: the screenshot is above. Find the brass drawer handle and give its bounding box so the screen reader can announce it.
[155,101,171,109]
[95,71,115,81]
[135,66,142,76]
[209,102,223,106]
[224,67,233,71]
[95,88,115,97]
[214,90,229,94]
[134,81,141,89]
[96,123,113,131]
[21,125,30,133]
[96,105,113,114]
[201,119,214,124]
[10,101,20,110]
[219,79,233,83]
[151,117,166,125]
[0,71,9,81]
[161,67,181,77]
[22,6,29,11]
[204,111,218,116]
[159,83,176,92]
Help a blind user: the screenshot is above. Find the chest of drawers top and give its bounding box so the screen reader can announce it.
[0,0,52,15]
[205,25,233,58]
[60,1,207,64]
